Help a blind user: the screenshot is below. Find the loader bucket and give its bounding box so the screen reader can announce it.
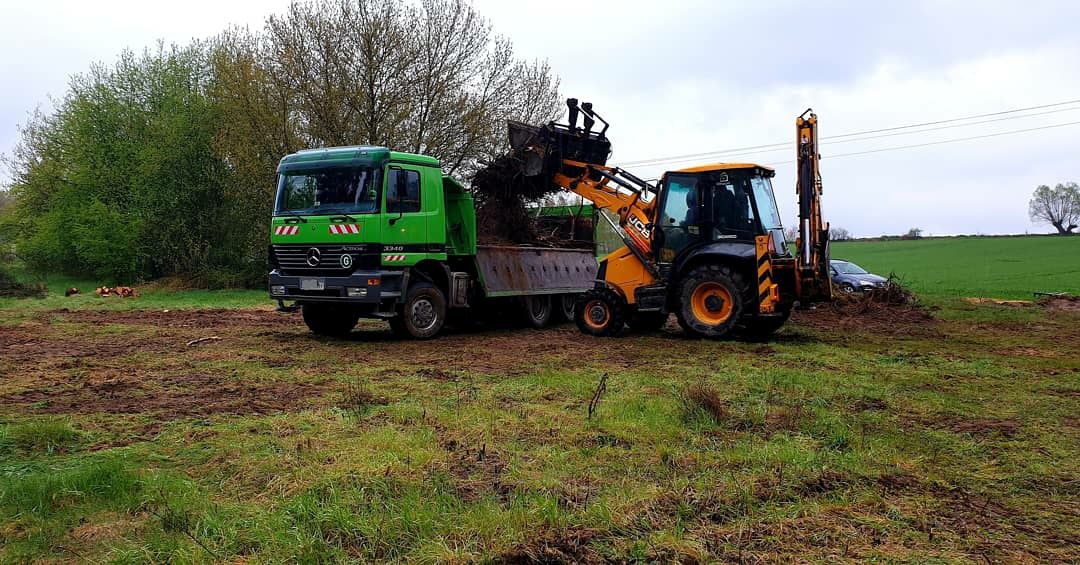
[506,114,612,181]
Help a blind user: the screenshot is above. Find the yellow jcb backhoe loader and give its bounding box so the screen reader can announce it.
[507,99,832,338]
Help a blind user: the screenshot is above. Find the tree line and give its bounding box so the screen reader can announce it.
[0,0,561,286]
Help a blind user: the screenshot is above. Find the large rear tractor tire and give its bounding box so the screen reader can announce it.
[302,304,359,338]
[389,282,446,339]
[521,295,553,329]
[574,288,626,337]
[627,311,669,333]
[675,264,746,338]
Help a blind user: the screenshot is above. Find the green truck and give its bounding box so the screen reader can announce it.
[268,146,597,338]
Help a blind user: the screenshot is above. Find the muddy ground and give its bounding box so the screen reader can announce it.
[2,299,1079,562]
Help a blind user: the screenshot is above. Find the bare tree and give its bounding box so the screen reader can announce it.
[1029,182,1080,234]
[223,0,561,177]
[830,226,851,241]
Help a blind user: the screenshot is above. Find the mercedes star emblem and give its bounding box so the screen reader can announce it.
[305,247,322,267]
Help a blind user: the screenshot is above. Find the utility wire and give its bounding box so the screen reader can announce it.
[762,120,1080,166]
[621,106,1080,166]
[614,98,1080,167]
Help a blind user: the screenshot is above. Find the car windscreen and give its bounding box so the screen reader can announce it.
[275,166,381,215]
[834,262,868,275]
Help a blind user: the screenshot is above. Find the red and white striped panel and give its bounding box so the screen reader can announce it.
[383,254,407,262]
[273,225,299,236]
[328,224,361,235]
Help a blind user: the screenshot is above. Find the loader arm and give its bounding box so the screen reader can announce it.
[551,160,658,259]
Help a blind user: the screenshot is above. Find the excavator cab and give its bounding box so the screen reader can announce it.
[654,165,788,266]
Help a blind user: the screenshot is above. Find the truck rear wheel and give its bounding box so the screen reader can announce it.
[676,264,745,338]
[390,282,446,339]
[302,304,359,337]
[556,294,576,323]
[574,288,626,337]
[521,295,553,328]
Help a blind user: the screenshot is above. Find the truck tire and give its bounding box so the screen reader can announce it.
[302,304,359,337]
[675,264,746,338]
[391,282,446,339]
[556,294,576,323]
[521,295,553,329]
[574,288,626,337]
[739,307,792,338]
[628,311,669,333]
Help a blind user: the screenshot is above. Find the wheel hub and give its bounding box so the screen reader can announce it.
[411,298,437,331]
[704,295,725,312]
[588,303,608,325]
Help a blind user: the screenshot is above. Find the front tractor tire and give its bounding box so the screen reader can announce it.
[389,282,447,339]
[676,264,747,338]
[302,303,359,338]
[574,288,626,337]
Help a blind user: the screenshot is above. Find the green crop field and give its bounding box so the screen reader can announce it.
[831,235,1080,300]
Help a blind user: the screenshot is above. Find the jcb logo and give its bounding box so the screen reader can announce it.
[628,216,651,239]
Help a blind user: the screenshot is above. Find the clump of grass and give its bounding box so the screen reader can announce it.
[341,378,387,417]
[676,383,752,430]
[0,418,84,455]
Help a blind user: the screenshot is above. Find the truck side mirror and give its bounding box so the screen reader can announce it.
[388,167,406,225]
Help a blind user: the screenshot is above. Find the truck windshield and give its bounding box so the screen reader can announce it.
[275,167,381,216]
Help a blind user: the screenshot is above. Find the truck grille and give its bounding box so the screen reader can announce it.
[271,244,379,275]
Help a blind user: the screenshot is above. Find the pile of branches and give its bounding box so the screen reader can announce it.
[472,154,563,246]
[829,275,925,320]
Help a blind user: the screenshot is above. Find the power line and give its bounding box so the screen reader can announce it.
[762,120,1080,166]
[614,98,1080,167]
[621,106,1080,167]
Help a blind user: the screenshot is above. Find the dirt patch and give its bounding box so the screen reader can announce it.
[1040,294,1080,313]
[848,396,889,412]
[1,371,332,420]
[498,526,602,564]
[949,417,1022,437]
[438,430,510,503]
[792,302,936,336]
[53,307,293,329]
[912,413,1023,438]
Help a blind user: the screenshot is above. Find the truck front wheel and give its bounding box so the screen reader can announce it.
[390,282,446,339]
[302,304,359,337]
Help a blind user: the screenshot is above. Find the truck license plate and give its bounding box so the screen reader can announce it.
[300,278,325,291]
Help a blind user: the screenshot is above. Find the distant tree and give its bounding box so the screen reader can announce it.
[830,226,851,241]
[1029,182,1080,234]
[903,227,923,240]
[783,225,798,243]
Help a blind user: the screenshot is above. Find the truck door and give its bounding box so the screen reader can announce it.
[381,165,430,264]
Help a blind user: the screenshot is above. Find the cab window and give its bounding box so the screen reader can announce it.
[387,169,421,213]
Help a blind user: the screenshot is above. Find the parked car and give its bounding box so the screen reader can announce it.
[830,259,887,292]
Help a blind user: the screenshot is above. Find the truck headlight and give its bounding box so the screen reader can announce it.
[270,285,286,296]
[347,287,367,297]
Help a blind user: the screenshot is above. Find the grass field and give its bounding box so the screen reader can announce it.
[1,289,1078,561]
[831,235,1080,300]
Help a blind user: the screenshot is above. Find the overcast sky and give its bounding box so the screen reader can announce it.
[3,0,1078,236]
